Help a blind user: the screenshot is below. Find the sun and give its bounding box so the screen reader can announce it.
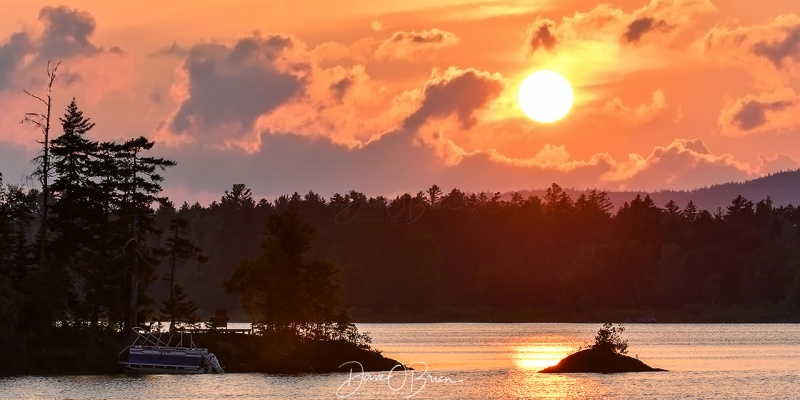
[518,70,574,123]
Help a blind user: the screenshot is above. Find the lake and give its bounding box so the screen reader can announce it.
[1,323,798,399]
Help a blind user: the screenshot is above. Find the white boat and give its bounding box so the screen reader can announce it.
[118,327,224,374]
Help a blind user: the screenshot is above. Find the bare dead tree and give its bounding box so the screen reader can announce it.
[21,60,61,259]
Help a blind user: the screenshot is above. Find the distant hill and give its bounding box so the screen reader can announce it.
[512,169,800,212]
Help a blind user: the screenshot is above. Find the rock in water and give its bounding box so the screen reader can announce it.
[539,348,666,374]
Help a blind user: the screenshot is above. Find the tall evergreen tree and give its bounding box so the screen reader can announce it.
[116,136,176,332]
[49,99,100,324]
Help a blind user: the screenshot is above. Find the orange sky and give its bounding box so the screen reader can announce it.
[2,0,800,204]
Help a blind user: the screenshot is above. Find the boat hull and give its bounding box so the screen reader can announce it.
[119,345,223,374]
[122,365,209,374]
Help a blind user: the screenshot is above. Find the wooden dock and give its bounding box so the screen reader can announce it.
[184,328,252,334]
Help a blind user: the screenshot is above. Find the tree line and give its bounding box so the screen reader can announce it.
[152,183,800,321]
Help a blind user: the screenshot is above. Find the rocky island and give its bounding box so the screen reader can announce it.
[539,323,666,374]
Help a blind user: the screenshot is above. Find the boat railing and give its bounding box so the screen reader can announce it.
[126,327,201,351]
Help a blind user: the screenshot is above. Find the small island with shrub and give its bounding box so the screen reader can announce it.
[539,323,665,373]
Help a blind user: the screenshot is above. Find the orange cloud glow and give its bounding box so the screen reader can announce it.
[0,0,799,204]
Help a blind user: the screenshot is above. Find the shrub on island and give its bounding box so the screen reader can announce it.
[539,323,666,373]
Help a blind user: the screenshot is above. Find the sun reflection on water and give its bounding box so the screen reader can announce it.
[513,345,573,370]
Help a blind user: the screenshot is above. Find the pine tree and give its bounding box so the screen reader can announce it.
[50,98,98,264]
[161,283,199,331]
[47,98,100,326]
[117,136,176,332]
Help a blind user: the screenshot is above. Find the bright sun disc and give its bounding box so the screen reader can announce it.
[518,70,573,123]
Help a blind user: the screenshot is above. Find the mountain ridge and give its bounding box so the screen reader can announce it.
[510,169,800,212]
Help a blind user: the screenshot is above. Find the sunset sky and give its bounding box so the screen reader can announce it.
[2,0,800,204]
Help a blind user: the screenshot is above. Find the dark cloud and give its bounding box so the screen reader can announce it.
[403,68,504,131]
[151,42,188,57]
[525,19,558,53]
[37,6,101,61]
[0,6,111,91]
[752,26,800,68]
[732,100,793,130]
[162,129,432,199]
[161,128,615,204]
[0,141,37,186]
[330,77,352,102]
[109,46,125,55]
[0,32,32,90]
[375,29,459,59]
[169,34,306,135]
[623,17,672,43]
[386,29,455,45]
[228,35,292,63]
[60,71,82,86]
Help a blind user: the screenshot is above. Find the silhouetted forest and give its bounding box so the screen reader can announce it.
[150,183,800,322]
[3,98,800,354]
[512,169,800,214]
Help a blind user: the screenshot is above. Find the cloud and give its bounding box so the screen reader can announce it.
[60,71,82,86]
[623,17,672,43]
[718,88,800,136]
[159,129,616,205]
[752,26,800,68]
[758,153,800,175]
[524,0,713,54]
[731,100,793,130]
[330,76,353,102]
[601,90,667,126]
[166,33,307,143]
[309,38,377,66]
[151,42,187,58]
[696,13,800,71]
[253,62,413,148]
[486,144,614,172]
[154,32,413,151]
[0,32,32,90]
[0,141,37,186]
[37,6,102,61]
[403,67,504,131]
[158,131,774,206]
[375,29,459,60]
[604,139,755,190]
[161,129,439,202]
[0,6,112,91]
[525,18,558,53]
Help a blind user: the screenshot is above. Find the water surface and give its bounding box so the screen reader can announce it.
[2,323,798,399]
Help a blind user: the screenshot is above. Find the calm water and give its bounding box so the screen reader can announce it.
[1,323,799,399]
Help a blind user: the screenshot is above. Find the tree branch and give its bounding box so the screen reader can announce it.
[22,90,48,106]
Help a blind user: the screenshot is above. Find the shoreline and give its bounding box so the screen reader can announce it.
[346,305,800,324]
